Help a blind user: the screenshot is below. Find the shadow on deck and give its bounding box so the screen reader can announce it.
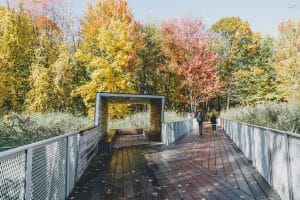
[68,125,281,200]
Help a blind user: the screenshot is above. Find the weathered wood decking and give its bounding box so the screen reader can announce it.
[69,124,281,200]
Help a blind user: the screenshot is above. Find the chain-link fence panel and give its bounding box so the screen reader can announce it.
[222,119,299,200]
[269,131,289,200]
[31,138,67,200]
[253,127,271,183]
[289,136,300,200]
[0,152,26,200]
[243,125,254,161]
[67,135,79,195]
[162,119,196,145]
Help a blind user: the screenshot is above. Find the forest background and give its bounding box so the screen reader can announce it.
[0,0,299,147]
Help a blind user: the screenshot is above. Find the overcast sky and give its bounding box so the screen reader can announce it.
[1,0,300,36]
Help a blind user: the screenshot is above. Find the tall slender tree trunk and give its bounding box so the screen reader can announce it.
[226,94,230,110]
[226,82,232,110]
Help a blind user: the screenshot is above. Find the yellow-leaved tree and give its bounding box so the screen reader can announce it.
[274,20,300,104]
[76,0,142,118]
[0,6,35,113]
[26,34,58,112]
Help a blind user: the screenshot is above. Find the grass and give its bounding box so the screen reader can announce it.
[0,111,191,150]
[221,102,300,134]
[108,111,192,129]
[0,112,93,150]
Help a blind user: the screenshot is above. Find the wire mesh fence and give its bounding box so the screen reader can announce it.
[0,127,101,200]
[162,119,197,145]
[0,152,26,200]
[222,118,300,200]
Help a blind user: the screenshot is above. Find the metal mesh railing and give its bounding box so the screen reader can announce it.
[31,138,67,200]
[0,153,26,200]
[222,118,300,200]
[67,135,79,195]
[0,127,101,200]
[162,119,196,145]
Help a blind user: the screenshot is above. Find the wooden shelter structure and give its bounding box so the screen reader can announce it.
[94,93,165,141]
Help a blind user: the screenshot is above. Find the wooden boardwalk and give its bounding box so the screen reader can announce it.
[69,124,281,200]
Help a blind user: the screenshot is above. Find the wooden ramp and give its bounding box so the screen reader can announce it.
[69,125,281,200]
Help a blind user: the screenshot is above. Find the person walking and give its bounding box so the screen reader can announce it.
[196,109,204,136]
[210,112,217,135]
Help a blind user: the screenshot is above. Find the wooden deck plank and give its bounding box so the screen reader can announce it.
[128,146,145,199]
[122,147,134,199]
[160,148,253,200]
[224,135,268,200]
[213,135,225,179]
[69,127,281,200]
[113,148,124,199]
[183,158,254,200]
[146,152,181,199]
[132,146,156,200]
[209,137,217,174]
[103,149,118,199]
[155,138,249,200]
[219,136,237,186]
[220,133,254,197]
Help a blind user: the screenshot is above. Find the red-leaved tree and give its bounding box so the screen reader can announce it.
[163,17,222,112]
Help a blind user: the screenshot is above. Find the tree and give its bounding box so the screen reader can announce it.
[135,24,168,95]
[233,36,276,105]
[26,34,57,112]
[163,17,221,112]
[0,6,35,113]
[51,43,81,112]
[274,20,300,104]
[76,0,142,117]
[211,17,261,109]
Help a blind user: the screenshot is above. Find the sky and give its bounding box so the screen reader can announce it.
[1,0,300,36]
[76,0,300,36]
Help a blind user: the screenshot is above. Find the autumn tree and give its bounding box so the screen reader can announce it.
[274,20,300,104]
[0,6,35,113]
[51,43,83,113]
[135,24,167,95]
[163,17,221,112]
[26,34,57,112]
[76,0,142,117]
[233,36,276,105]
[211,17,261,108]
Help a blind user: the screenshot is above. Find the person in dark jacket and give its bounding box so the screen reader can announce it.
[195,109,204,136]
[210,112,217,135]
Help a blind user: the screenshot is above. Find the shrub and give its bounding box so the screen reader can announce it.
[0,111,191,150]
[0,112,93,150]
[108,111,192,129]
[221,102,300,133]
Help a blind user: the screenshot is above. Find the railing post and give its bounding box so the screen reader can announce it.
[267,130,272,184]
[251,126,256,166]
[65,136,69,199]
[284,133,293,200]
[167,123,170,145]
[76,134,82,181]
[24,147,33,200]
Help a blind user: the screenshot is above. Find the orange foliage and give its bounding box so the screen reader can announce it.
[33,15,59,31]
[163,17,222,106]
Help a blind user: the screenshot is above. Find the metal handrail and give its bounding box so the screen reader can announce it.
[0,132,78,160]
[0,126,101,200]
[221,117,300,139]
[222,118,299,200]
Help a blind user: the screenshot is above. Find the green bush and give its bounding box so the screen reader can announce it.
[221,102,300,134]
[0,111,191,150]
[108,111,192,129]
[0,112,93,150]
